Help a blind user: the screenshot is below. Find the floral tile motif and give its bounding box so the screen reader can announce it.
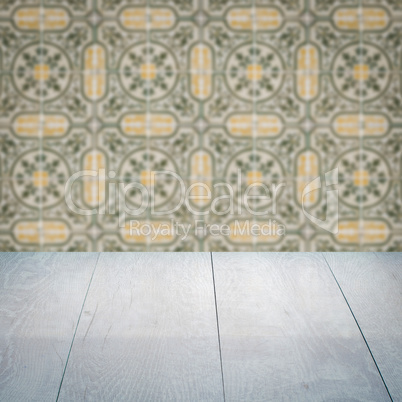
[0,0,401,251]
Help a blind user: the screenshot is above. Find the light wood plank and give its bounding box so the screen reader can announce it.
[213,252,390,401]
[0,252,99,402]
[325,252,402,400]
[58,252,223,401]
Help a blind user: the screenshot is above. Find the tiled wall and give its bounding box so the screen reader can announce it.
[0,0,401,251]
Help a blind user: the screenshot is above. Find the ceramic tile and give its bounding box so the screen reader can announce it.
[0,0,401,250]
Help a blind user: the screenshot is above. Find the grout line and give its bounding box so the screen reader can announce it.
[358,0,364,251]
[38,0,44,251]
[55,252,101,402]
[321,253,393,402]
[210,252,226,402]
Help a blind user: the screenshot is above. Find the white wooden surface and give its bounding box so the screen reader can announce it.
[325,252,402,401]
[212,252,391,401]
[0,252,400,401]
[0,252,99,402]
[58,253,223,401]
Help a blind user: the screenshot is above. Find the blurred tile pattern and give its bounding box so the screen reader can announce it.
[0,0,401,251]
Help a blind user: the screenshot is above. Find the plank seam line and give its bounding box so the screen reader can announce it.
[55,252,101,402]
[210,252,226,402]
[322,253,394,402]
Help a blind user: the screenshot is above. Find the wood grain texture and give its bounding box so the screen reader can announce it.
[213,252,390,402]
[0,252,99,402]
[325,252,402,401]
[58,252,223,401]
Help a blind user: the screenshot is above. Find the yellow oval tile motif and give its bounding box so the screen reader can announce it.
[13,7,70,30]
[297,45,319,100]
[119,7,175,30]
[335,220,390,244]
[191,151,212,178]
[120,114,177,136]
[332,114,389,137]
[13,221,70,245]
[83,150,106,208]
[191,45,212,100]
[121,221,175,244]
[228,221,282,244]
[296,151,319,206]
[226,115,283,137]
[333,7,390,31]
[226,7,283,31]
[12,114,69,137]
[84,45,106,100]
[190,151,213,207]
